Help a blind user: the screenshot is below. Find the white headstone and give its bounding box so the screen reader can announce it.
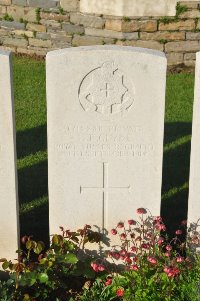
[47,46,166,246]
[0,51,19,261]
[188,52,200,224]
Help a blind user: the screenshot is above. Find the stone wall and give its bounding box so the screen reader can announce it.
[0,0,200,68]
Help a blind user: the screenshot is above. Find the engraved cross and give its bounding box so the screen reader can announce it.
[100,83,114,98]
[80,162,131,230]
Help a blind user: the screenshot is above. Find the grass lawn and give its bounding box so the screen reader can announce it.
[13,56,195,245]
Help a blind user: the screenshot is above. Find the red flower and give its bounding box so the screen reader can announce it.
[120,233,126,240]
[116,288,124,297]
[105,278,112,286]
[176,256,184,263]
[117,222,124,228]
[128,219,136,225]
[175,230,182,235]
[136,208,147,214]
[130,264,139,271]
[111,229,117,235]
[147,256,157,265]
[166,244,172,251]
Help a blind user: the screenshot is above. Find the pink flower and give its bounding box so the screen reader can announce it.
[175,230,182,235]
[130,264,139,271]
[124,257,132,264]
[164,252,171,257]
[154,216,162,222]
[112,252,120,260]
[117,222,124,228]
[120,233,127,240]
[105,278,112,286]
[116,288,124,297]
[128,219,136,225]
[131,246,138,252]
[176,256,184,263]
[98,264,105,272]
[147,256,157,265]
[166,245,172,251]
[111,229,117,235]
[155,223,166,231]
[91,262,99,272]
[136,208,147,214]
[157,237,164,245]
[141,243,150,249]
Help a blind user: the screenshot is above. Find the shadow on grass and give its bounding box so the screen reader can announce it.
[161,121,192,238]
[17,124,47,159]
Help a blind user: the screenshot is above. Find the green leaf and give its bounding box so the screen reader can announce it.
[64,253,78,264]
[2,261,9,270]
[38,273,49,283]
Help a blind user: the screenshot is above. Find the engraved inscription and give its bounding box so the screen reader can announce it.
[79,61,134,116]
[80,162,131,230]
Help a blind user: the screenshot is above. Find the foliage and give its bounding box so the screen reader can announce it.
[1,209,199,301]
[80,209,200,301]
[176,3,188,18]
[3,13,14,21]
[0,225,101,301]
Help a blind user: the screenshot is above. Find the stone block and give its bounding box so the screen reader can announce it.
[13,0,27,6]
[27,0,58,9]
[41,19,61,30]
[26,22,46,32]
[0,51,19,261]
[0,20,25,29]
[116,39,164,51]
[179,1,199,9]
[166,52,184,65]
[60,0,79,12]
[179,9,200,18]
[165,40,200,52]
[72,34,103,46]
[12,29,34,37]
[36,32,51,39]
[80,0,178,17]
[70,13,105,29]
[0,0,11,5]
[159,19,195,31]
[141,31,185,41]
[62,23,84,34]
[186,32,200,40]
[7,6,36,22]
[85,27,138,40]
[3,36,28,46]
[40,11,70,22]
[29,37,51,47]
[105,19,157,33]
[184,52,196,60]
[50,31,72,42]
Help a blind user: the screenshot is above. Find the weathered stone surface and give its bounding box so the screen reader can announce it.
[184,52,196,60]
[186,32,200,40]
[159,19,195,31]
[27,0,58,9]
[3,36,28,46]
[27,22,46,32]
[62,23,84,34]
[70,13,105,29]
[105,19,157,33]
[0,0,11,5]
[116,39,164,51]
[0,50,19,261]
[80,0,178,17]
[195,20,200,30]
[7,6,36,22]
[0,6,7,16]
[165,41,200,52]
[179,9,200,18]
[141,31,185,41]
[189,52,200,222]
[41,19,61,30]
[40,11,70,22]
[29,37,51,47]
[27,45,48,56]
[36,32,51,39]
[60,0,79,12]
[50,31,72,42]
[0,20,25,30]
[47,46,166,249]
[166,52,184,65]
[179,1,199,9]
[72,34,103,46]
[184,59,195,66]
[12,29,34,37]
[85,27,138,40]
[13,0,27,6]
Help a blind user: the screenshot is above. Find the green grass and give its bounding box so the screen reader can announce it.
[13,56,195,244]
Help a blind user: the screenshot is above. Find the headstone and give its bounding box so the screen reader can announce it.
[188,52,200,224]
[47,46,167,247]
[0,51,19,261]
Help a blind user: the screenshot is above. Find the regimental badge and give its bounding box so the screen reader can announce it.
[79,61,134,116]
